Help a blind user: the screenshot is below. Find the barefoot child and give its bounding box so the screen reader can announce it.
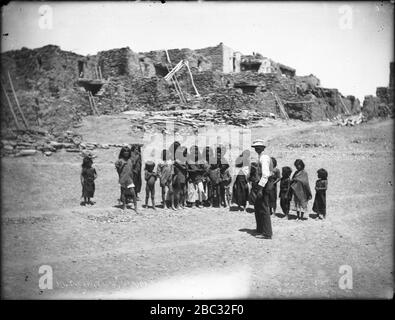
[81,156,97,205]
[144,161,157,209]
[220,163,232,207]
[173,146,188,209]
[312,168,328,219]
[157,149,175,210]
[115,147,138,213]
[268,157,281,215]
[290,159,312,220]
[279,166,292,219]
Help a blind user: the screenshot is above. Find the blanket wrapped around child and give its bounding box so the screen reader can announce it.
[290,170,312,211]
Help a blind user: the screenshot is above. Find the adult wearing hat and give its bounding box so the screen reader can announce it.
[251,139,273,239]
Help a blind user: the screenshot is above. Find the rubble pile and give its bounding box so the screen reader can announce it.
[334,113,367,126]
[0,129,125,158]
[129,108,277,134]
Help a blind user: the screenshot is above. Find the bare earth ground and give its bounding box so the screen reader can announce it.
[1,116,393,299]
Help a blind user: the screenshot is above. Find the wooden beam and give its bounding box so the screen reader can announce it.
[1,82,21,129]
[338,94,351,115]
[7,71,29,129]
[184,60,200,97]
[283,100,315,104]
[273,92,289,121]
[164,51,186,104]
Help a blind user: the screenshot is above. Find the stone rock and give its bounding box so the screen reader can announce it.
[15,149,37,157]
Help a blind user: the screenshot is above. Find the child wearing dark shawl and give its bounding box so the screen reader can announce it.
[203,146,215,206]
[248,161,260,206]
[290,159,312,220]
[279,166,292,219]
[232,150,250,211]
[130,144,142,200]
[173,146,188,209]
[81,156,97,205]
[267,157,281,215]
[115,147,138,213]
[312,168,328,219]
[208,163,221,207]
[144,161,157,209]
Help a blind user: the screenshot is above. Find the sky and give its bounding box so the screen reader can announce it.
[1,1,394,101]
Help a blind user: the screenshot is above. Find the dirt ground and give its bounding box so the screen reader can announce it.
[1,116,393,299]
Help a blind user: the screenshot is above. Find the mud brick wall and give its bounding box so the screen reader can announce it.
[79,55,100,79]
[196,43,225,73]
[362,95,390,119]
[97,47,141,79]
[1,45,82,91]
[95,76,179,113]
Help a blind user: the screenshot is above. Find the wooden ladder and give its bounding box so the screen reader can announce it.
[273,92,289,120]
[87,91,100,116]
[1,72,29,129]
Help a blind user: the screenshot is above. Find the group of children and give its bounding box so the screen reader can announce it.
[143,145,233,210]
[80,144,328,220]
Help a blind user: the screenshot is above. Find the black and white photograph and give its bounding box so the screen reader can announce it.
[0,1,393,302]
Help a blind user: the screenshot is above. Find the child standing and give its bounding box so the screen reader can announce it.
[81,156,97,205]
[186,145,207,208]
[248,161,260,206]
[220,163,232,207]
[312,168,328,219]
[173,146,188,209]
[144,161,158,209]
[268,157,281,215]
[279,166,292,219]
[232,150,250,211]
[290,159,312,221]
[157,149,175,210]
[208,163,221,207]
[115,147,138,213]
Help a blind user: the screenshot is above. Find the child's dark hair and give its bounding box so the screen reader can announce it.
[317,168,328,180]
[271,157,277,168]
[294,159,305,170]
[145,161,155,171]
[220,163,230,172]
[281,166,292,177]
[118,146,131,159]
[82,156,93,169]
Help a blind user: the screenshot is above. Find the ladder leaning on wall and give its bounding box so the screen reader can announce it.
[272,91,290,121]
[87,91,100,116]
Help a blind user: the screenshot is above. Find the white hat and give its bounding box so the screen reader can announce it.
[251,139,267,148]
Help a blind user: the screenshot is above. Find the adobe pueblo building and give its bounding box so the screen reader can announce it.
[1,42,393,132]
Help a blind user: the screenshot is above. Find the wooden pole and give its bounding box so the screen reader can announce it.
[89,91,100,115]
[164,50,186,104]
[184,60,200,96]
[87,92,95,115]
[1,82,21,129]
[338,94,350,115]
[7,71,29,129]
[273,92,289,120]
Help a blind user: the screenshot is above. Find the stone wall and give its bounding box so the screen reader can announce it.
[97,47,141,79]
